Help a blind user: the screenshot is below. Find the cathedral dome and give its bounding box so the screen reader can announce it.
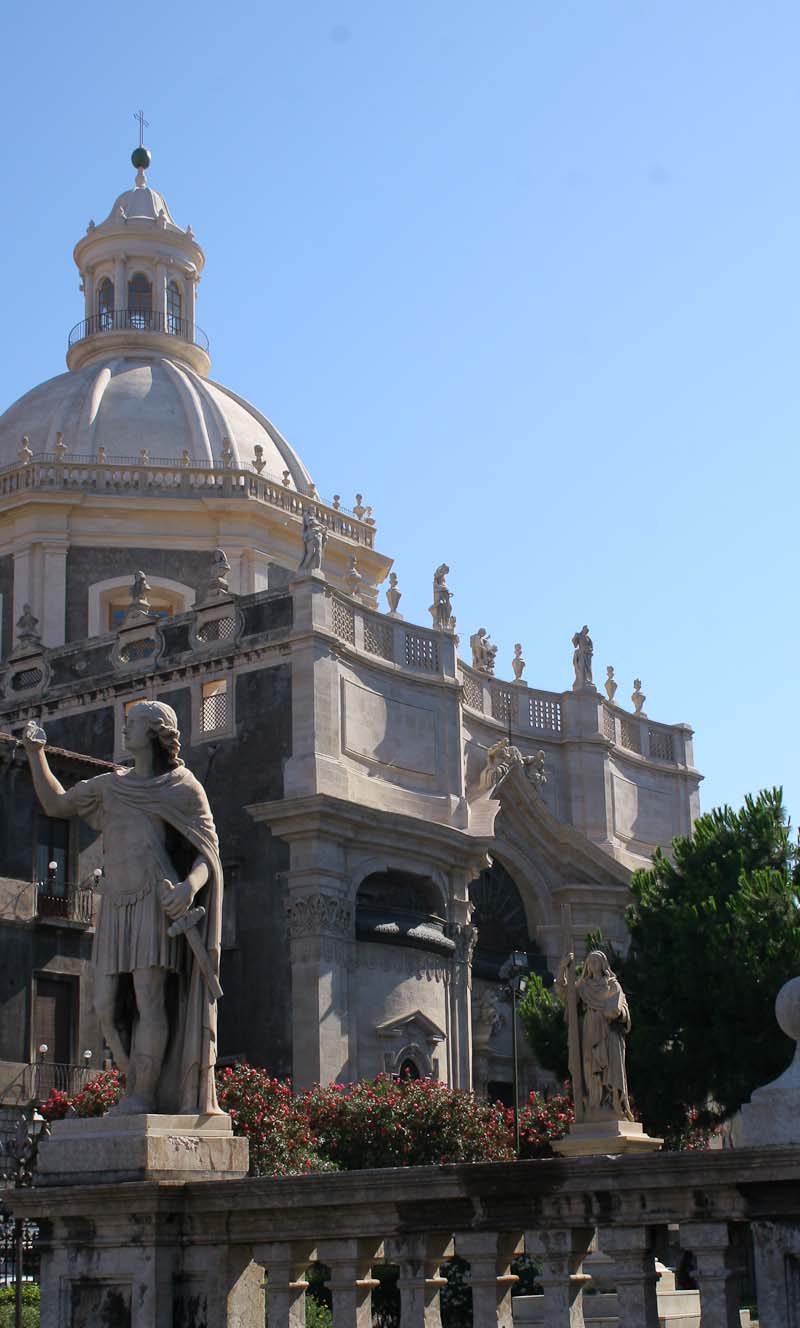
[0,354,311,480]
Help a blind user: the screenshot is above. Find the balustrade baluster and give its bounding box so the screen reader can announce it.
[317,1238,382,1328]
[678,1222,742,1328]
[385,1234,451,1328]
[456,1230,522,1327]
[254,1242,312,1328]
[597,1226,659,1327]
[525,1228,593,1328]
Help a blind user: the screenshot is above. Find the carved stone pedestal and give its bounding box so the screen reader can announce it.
[553,1118,662,1158]
[36,1112,248,1185]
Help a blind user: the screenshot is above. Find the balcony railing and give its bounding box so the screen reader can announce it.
[35,884,94,925]
[67,308,210,352]
[25,1061,96,1101]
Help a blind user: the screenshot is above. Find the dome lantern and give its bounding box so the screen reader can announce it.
[68,145,209,376]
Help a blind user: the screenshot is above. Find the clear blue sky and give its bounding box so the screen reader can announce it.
[2,2,798,827]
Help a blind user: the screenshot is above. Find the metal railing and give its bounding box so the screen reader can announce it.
[67,308,210,352]
[24,1061,95,1101]
[35,884,94,925]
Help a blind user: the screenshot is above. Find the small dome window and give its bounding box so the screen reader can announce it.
[166,280,182,335]
[97,278,114,330]
[127,272,152,329]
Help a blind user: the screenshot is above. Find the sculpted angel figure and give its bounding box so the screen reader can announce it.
[22,702,224,1117]
[557,949,633,1121]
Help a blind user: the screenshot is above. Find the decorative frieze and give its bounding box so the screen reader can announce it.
[285,893,353,939]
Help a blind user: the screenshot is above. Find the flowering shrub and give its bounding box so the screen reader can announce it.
[216,1064,335,1177]
[302,1074,514,1170]
[517,1087,574,1158]
[40,1069,122,1123]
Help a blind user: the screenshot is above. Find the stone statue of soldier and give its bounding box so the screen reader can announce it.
[22,701,224,1116]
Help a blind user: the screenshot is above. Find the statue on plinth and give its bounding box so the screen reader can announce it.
[125,570,156,624]
[557,950,633,1121]
[22,702,224,1117]
[552,911,661,1154]
[429,564,454,631]
[15,603,41,651]
[297,510,327,573]
[571,624,594,690]
[470,627,497,675]
[198,548,231,602]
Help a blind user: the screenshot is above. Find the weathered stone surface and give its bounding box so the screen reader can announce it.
[36,1112,248,1185]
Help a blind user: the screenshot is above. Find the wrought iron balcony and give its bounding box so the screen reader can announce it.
[67,308,210,352]
[35,883,94,925]
[25,1060,96,1100]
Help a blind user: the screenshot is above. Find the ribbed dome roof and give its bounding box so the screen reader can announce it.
[104,183,176,226]
[0,355,312,482]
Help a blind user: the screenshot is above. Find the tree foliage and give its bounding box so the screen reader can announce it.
[517,790,800,1147]
[623,788,800,1140]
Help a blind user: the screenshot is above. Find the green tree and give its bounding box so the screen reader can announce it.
[623,789,800,1142]
[517,972,568,1083]
[518,791,800,1147]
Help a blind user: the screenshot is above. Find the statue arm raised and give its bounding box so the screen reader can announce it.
[21,723,69,817]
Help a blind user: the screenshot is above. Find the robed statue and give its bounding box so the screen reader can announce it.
[557,949,633,1122]
[22,701,224,1117]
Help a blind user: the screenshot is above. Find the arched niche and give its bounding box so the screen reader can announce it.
[356,869,454,958]
[469,859,548,982]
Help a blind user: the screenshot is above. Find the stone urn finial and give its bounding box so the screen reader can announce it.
[604,666,617,703]
[631,679,646,714]
[511,643,526,683]
[386,572,402,616]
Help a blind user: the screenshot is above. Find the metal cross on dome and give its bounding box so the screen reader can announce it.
[133,109,149,146]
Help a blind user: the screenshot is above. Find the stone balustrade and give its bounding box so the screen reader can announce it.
[0,452,375,547]
[12,1145,799,1327]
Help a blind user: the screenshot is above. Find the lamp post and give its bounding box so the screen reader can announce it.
[499,949,530,1157]
[1,1102,49,1327]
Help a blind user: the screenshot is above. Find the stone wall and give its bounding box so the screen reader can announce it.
[0,553,11,660]
[65,546,212,640]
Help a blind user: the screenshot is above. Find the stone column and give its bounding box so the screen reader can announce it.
[185,270,197,333]
[254,1242,313,1328]
[155,260,167,321]
[448,884,476,1090]
[386,1234,451,1328]
[678,1222,742,1328]
[750,1220,800,1328]
[598,1226,659,1328]
[317,1238,382,1328]
[456,1230,522,1328]
[41,541,68,646]
[525,1227,594,1327]
[285,850,356,1089]
[114,254,127,315]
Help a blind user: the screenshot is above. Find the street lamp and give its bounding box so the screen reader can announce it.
[499,949,530,1157]
[1,1105,49,1327]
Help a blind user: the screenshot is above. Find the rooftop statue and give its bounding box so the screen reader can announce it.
[297,509,327,573]
[22,703,224,1116]
[199,547,231,602]
[572,624,594,690]
[470,626,497,675]
[429,563,454,631]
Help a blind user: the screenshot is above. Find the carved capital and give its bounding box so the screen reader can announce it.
[286,892,353,939]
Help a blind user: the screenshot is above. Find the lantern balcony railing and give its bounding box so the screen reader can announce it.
[67,309,209,352]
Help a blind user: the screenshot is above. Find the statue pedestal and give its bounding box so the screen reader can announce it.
[36,1112,249,1186]
[554,1118,662,1158]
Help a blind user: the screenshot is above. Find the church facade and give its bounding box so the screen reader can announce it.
[0,150,702,1110]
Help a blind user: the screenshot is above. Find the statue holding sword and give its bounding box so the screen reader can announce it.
[22,700,224,1117]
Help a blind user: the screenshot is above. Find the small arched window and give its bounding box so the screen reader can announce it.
[127,273,152,329]
[166,280,182,335]
[97,278,114,330]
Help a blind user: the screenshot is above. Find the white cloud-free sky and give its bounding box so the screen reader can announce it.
[2,1,797,826]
